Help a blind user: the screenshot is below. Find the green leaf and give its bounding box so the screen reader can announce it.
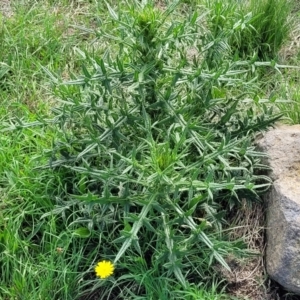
[72,227,91,238]
[162,213,187,288]
[41,66,59,84]
[0,63,10,79]
[219,99,239,125]
[171,202,231,271]
[77,143,98,159]
[106,2,118,20]
[113,193,156,263]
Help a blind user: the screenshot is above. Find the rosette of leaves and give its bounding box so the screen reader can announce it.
[41,0,280,292]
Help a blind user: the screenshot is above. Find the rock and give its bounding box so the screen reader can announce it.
[257,125,300,294]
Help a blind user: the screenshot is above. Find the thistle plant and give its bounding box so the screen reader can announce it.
[38,0,280,296]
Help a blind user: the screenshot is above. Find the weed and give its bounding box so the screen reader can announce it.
[33,1,279,297]
[0,0,295,299]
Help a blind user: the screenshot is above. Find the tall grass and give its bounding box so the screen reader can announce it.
[206,0,292,60]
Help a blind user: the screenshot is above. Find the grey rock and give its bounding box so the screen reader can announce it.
[257,125,300,294]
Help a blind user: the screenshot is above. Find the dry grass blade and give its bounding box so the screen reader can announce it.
[218,199,268,300]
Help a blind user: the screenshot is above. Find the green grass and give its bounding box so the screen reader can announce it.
[0,0,299,299]
[205,0,292,60]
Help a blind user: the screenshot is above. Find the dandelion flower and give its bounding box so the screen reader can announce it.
[95,260,114,279]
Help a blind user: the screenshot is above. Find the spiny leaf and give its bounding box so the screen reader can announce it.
[114,194,155,263]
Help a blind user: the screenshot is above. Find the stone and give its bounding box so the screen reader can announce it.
[257,124,300,294]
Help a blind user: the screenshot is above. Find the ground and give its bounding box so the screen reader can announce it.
[1,1,300,299]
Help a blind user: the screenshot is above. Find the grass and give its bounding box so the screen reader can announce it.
[0,0,299,299]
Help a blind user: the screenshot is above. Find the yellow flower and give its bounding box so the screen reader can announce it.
[95,260,114,279]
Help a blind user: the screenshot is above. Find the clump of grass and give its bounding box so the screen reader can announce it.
[0,1,115,299]
[241,0,292,59]
[273,69,300,124]
[206,0,292,60]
